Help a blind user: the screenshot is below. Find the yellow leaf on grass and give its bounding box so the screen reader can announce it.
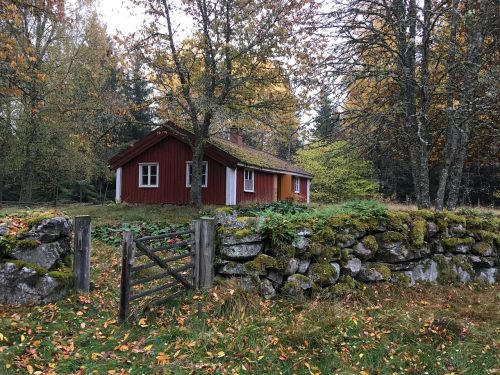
[359,353,364,358]
[360,371,369,375]
[144,344,153,351]
[138,318,148,327]
[20,334,25,342]
[91,352,100,360]
[27,365,33,374]
[217,351,225,358]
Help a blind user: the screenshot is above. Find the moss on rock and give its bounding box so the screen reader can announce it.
[234,228,254,239]
[361,235,378,252]
[409,217,427,247]
[14,239,38,250]
[442,237,474,249]
[6,260,48,275]
[328,275,356,296]
[381,231,406,243]
[391,272,411,286]
[245,254,277,273]
[412,210,435,221]
[386,211,410,232]
[367,263,392,280]
[308,262,338,286]
[47,269,74,287]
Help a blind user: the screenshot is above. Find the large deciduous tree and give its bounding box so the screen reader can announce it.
[133,0,321,206]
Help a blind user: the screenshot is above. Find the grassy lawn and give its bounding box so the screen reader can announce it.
[0,204,499,374]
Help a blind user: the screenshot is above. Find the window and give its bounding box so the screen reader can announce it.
[293,176,300,193]
[139,163,159,187]
[186,161,208,187]
[244,169,254,192]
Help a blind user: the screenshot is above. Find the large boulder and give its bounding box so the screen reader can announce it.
[11,239,70,270]
[28,217,71,242]
[219,243,262,261]
[0,262,70,305]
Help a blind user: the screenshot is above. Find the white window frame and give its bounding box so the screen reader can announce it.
[186,161,208,188]
[293,176,300,193]
[243,168,254,192]
[138,163,159,188]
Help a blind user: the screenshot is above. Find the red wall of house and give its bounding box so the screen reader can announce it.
[236,167,276,204]
[121,136,226,205]
[299,177,308,199]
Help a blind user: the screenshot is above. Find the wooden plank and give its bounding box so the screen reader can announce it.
[74,215,91,292]
[193,220,201,289]
[135,241,193,288]
[130,280,178,301]
[149,240,194,254]
[131,251,195,274]
[135,230,194,243]
[130,263,192,286]
[119,231,135,322]
[199,218,215,289]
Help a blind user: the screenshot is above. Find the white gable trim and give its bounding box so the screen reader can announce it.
[115,167,122,203]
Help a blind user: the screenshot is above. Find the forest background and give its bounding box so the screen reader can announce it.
[0,0,498,209]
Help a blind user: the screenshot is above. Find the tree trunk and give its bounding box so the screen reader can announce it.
[435,0,460,211]
[444,0,487,210]
[190,140,204,207]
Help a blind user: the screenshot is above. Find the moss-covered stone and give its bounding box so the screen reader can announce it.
[361,235,378,252]
[472,241,494,256]
[412,210,435,221]
[244,254,277,273]
[471,230,497,242]
[5,260,48,275]
[442,237,474,249]
[215,206,234,214]
[335,233,356,248]
[410,217,426,247]
[386,211,410,232]
[327,275,356,296]
[47,269,74,287]
[381,231,406,243]
[318,227,335,242]
[234,228,253,239]
[308,262,338,286]
[26,213,58,227]
[14,239,38,250]
[367,263,392,280]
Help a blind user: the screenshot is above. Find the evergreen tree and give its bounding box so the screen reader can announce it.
[314,91,339,139]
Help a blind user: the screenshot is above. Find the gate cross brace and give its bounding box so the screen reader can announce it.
[134,241,193,289]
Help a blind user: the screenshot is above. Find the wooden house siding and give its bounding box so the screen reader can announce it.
[299,177,308,198]
[121,136,226,205]
[236,167,276,204]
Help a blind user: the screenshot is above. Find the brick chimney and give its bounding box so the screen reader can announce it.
[229,127,243,145]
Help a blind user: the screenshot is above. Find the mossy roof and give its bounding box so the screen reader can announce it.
[211,138,312,177]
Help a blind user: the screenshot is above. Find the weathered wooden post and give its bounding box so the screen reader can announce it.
[196,217,215,289]
[119,231,135,322]
[74,215,91,292]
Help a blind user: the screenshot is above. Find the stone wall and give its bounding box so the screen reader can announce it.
[0,216,73,305]
[214,210,499,298]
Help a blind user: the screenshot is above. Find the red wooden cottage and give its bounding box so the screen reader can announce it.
[109,126,312,205]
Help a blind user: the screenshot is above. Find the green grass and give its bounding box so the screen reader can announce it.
[0,203,200,227]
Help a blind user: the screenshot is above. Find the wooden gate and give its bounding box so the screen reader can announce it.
[119,218,215,321]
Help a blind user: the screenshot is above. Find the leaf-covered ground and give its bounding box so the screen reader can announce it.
[1,239,499,374]
[0,204,499,374]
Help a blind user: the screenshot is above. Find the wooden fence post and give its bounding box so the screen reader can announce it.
[197,217,215,289]
[119,231,135,322]
[74,215,91,293]
[193,220,201,289]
